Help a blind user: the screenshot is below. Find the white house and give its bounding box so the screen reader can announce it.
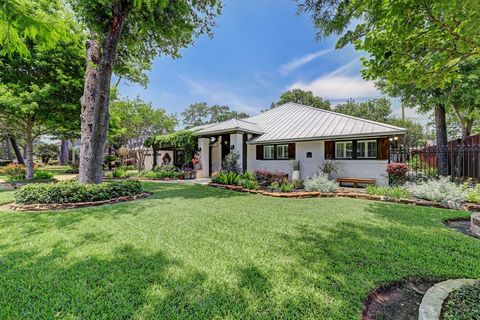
[193,103,406,185]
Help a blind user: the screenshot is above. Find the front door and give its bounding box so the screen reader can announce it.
[221,134,230,163]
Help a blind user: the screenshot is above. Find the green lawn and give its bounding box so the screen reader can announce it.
[0,183,478,319]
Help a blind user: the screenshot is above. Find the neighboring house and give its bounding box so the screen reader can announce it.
[193,103,406,185]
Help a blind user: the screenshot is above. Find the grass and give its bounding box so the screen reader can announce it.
[0,183,478,319]
[442,282,480,319]
[0,189,14,205]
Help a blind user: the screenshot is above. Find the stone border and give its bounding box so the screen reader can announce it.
[7,192,151,211]
[418,279,478,320]
[208,183,479,211]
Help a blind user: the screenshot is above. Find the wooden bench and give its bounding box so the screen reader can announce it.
[336,177,376,188]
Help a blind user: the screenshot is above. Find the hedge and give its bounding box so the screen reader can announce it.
[15,180,143,204]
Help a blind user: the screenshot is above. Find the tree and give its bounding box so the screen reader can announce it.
[334,98,392,123]
[275,89,331,110]
[389,118,426,147]
[181,102,249,128]
[68,0,222,184]
[110,96,177,170]
[0,0,70,56]
[0,35,84,179]
[296,0,480,175]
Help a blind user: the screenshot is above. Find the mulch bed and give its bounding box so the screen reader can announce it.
[7,192,151,211]
[444,218,480,239]
[208,183,480,212]
[361,278,439,320]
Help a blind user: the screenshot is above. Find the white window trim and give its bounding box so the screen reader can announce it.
[276,144,289,159]
[335,141,353,159]
[263,145,275,160]
[357,140,377,159]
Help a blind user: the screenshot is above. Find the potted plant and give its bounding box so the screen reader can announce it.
[192,154,201,170]
[291,160,301,180]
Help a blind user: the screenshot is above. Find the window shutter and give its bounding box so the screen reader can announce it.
[256,145,263,160]
[288,143,296,159]
[378,138,390,160]
[324,141,335,159]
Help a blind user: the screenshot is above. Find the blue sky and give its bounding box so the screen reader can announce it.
[119,0,424,122]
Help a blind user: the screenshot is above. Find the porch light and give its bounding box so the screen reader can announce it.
[197,147,201,152]
[230,145,235,150]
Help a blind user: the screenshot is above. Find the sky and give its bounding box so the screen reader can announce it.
[118,0,426,124]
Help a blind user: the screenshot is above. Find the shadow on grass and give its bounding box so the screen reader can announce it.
[0,241,313,318]
[277,204,480,317]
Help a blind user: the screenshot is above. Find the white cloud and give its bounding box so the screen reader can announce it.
[288,58,380,99]
[280,48,333,75]
[178,75,261,114]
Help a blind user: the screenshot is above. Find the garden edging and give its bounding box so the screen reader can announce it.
[8,192,151,211]
[418,279,478,320]
[208,183,480,211]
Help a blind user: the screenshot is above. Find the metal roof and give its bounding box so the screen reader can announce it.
[195,102,406,143]
[194,118,264,135]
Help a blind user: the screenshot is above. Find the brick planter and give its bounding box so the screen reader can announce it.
[8,192,151,211]
[471,213,480,238]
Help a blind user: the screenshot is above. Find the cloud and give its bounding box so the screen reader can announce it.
[280,48,333,75]
[288,58,380,100]
[178,75,261,114]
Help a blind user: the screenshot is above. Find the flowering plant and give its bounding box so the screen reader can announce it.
[191,154,200,164]
[387,163,408,185]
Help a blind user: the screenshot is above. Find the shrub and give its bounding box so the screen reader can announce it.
[0,160,13,167]
[267,182,280,192]
[317,159,343,179]
[14,180,143,204]
[466,185,480,204]
[280,183,293,193]
[240,171,256,181]
[254,170,288,186]
[153,164,177,173]
[222,151,241,173]
[366,185,410,199]
[34,170,54,180]
[3,164,26,181]
[292,179,304,190]
[240,179,259,190]
[387,163,408,185]
[405,177,467,209]
[112,167,127,178]
[304,173,339,192]
[140,170,179,180]
[65,165,79,174]
[211,171,240,185]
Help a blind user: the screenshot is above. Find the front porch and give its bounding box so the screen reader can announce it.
[196,132,249,178]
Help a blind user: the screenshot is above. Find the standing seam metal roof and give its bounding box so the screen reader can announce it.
[194,102,406,143]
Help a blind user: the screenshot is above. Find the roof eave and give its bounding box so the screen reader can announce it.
[193,128,264,136]
[248,130,406,145]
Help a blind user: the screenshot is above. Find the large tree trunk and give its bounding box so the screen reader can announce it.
[435,106,448,176]
[78,1,130,184]
[24,120,34,180]
[59,140,69,165]
[9,135,24,164]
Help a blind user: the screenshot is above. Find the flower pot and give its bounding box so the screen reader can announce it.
[292,170,300,180]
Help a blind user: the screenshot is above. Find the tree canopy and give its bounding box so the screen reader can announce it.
[334,98,392,123]
[274,89,331,110]
[181,102,249,128]
[0,32,85,179]
[0,0,72,56]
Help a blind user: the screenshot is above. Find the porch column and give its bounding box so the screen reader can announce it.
[230,133,244,172]
[197,137,210,178]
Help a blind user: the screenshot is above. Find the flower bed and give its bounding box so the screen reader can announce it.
[208,182,480,211]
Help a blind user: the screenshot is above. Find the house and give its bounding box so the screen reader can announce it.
[193,103,406,185]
